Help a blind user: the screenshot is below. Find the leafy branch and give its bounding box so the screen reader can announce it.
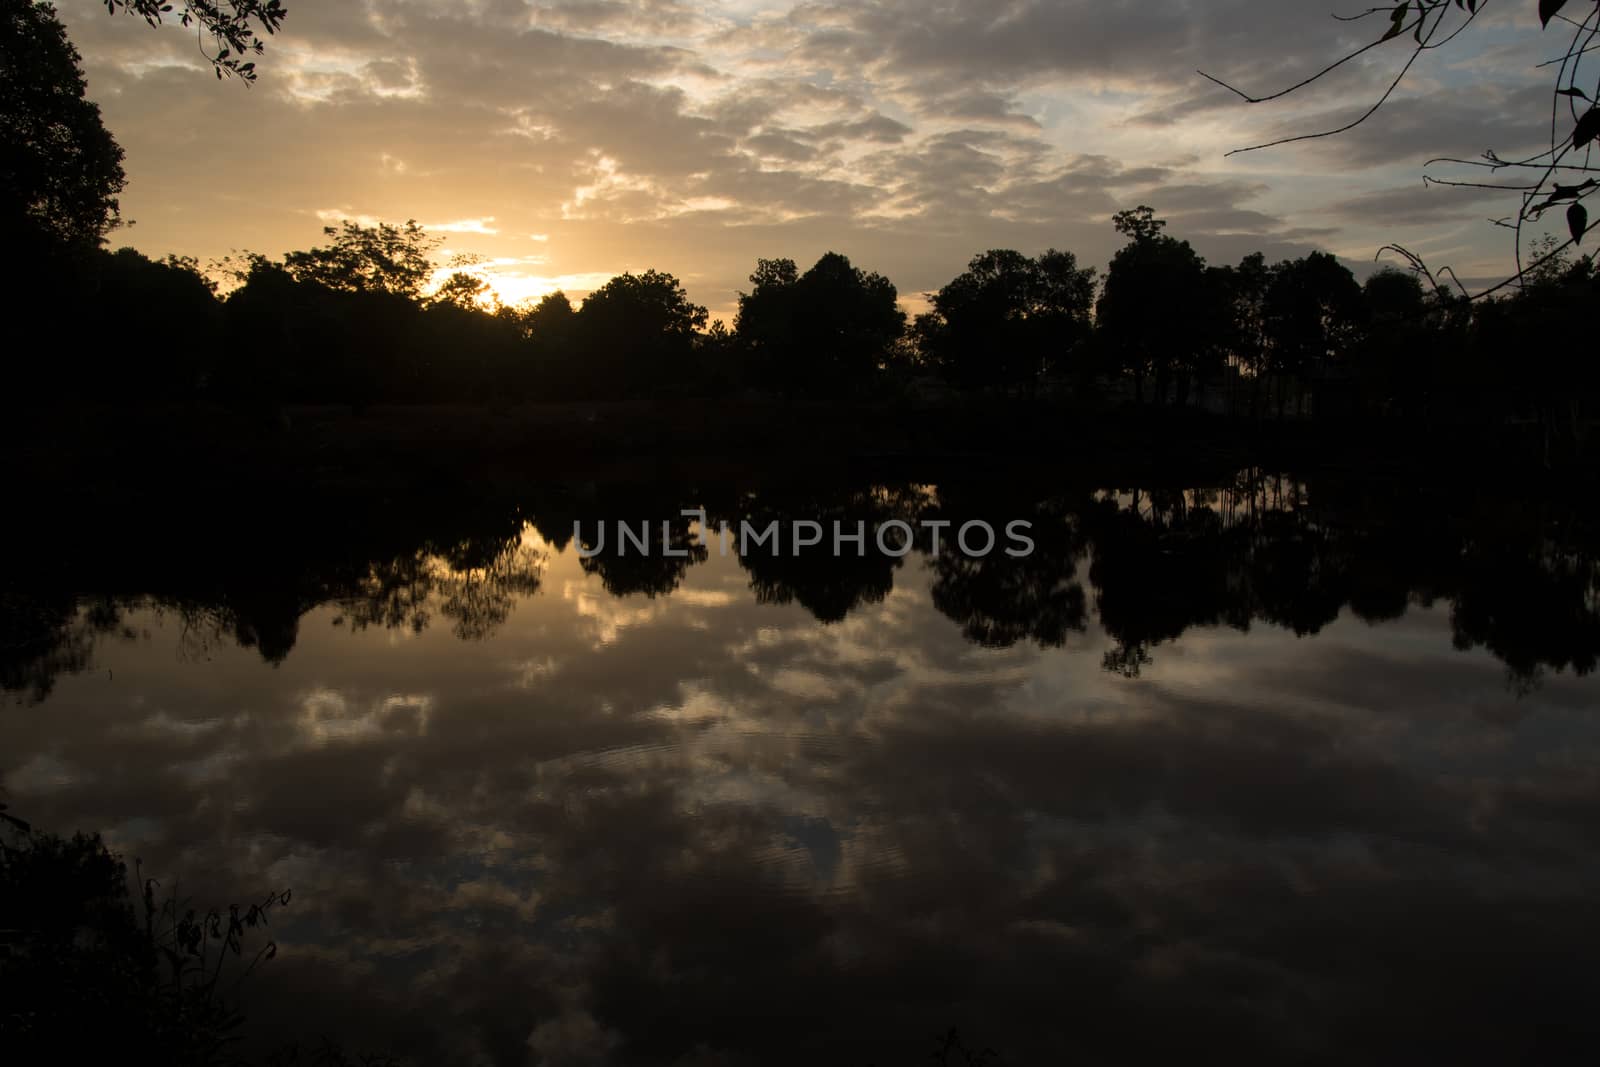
[103,0,287,83]
[1200,0,1600,295]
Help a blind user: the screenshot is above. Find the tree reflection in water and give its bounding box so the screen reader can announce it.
[5,470,1600,701]
[3,470,1600,1063]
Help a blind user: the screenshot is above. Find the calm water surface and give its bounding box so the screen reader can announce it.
[4,473,1599,1064]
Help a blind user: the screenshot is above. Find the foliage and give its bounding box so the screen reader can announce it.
[104,0,287,83]
[89,247,226,398]
[1096,210,1226,405]
[931,1027,1003,1066]
[1111,205,1167,243]
[573,269,708,397]
[1202,0,1600,291]
[506,289,576,345]
[429,270,490,310]
[6,245,223,399]
[736,251,905,396]
[0,823,289,1063]
[1263,251,1365,380]
[2,159,1593,459]
[1353,267,1439,417]
[914,248,1095,389]
[580,268,707,340]
[1210,251,1273,382]
[0,1,127,252]
[1472,238,1600,454]
[283,221,440,300]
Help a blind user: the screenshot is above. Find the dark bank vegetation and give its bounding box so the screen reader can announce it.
[0,812,316,1064]
[0,810,425,1064]
[18,187,1600,463]
[2,807,1004,1064]
[7,2,1600,476]
[16,190,1600,473]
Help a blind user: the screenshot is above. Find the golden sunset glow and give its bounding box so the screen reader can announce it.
[9,5,1600,1060]
[56,0,1565,310]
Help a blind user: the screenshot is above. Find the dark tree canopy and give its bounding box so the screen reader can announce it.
[526,290,576,329]
[723,486,910,623]
[1263,251,1365,379]
[83,248,222,398]
[735,251,905,396]
[283,220,440,299]
[1111,205,1167,244]
[1364,267,1427,323]
[1212,251,1273,381]
[914,247,1096,389]
[517,290,577,349]
[574,269,709,397]
[430,270,491,310]
[1096,211,1224,405]
[579,270,707,342]
[1,2,127,252]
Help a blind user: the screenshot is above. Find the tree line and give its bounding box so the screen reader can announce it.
[6,0,1597,453]
[18,205,1599,433]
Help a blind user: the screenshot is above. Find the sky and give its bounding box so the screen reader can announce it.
[57,0,1567,320]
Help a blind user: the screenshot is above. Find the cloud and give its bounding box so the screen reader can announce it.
[425,216,502,234]
[1329,182,1511,226]
[51,0,1559,313]
[10,532,1600,1063]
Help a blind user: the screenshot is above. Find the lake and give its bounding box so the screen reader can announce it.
[3,469,1599,1064]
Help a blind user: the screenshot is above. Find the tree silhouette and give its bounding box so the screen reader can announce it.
[1096,209,1224,405]
[0,592,114,705]
[1450,532,1600,682]
[1355,267,1446,420]
[216,253,409,406]
[85,248,223,399]
[209,221,544,405]
[339,531,546,641]
[507,290,576,344]
[1262,251,1365,417]
[733,257,800,392]
[1111,205,1166,243]
[925,486,1090,648]
[721,486,913,622]
[577,514,708,598]
[1,826,292,1062]
[692,318,741,395]
[505,290,581,396]
[1085,490,1247,675]
[1,2,127,253]
[430,270,491,310]
[574,270,708,398]
[1472,240,1600,459]
[283,220,439,300]
[736,252,905,398]
[1208,251,1273,416]
[914,248,1095,390]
